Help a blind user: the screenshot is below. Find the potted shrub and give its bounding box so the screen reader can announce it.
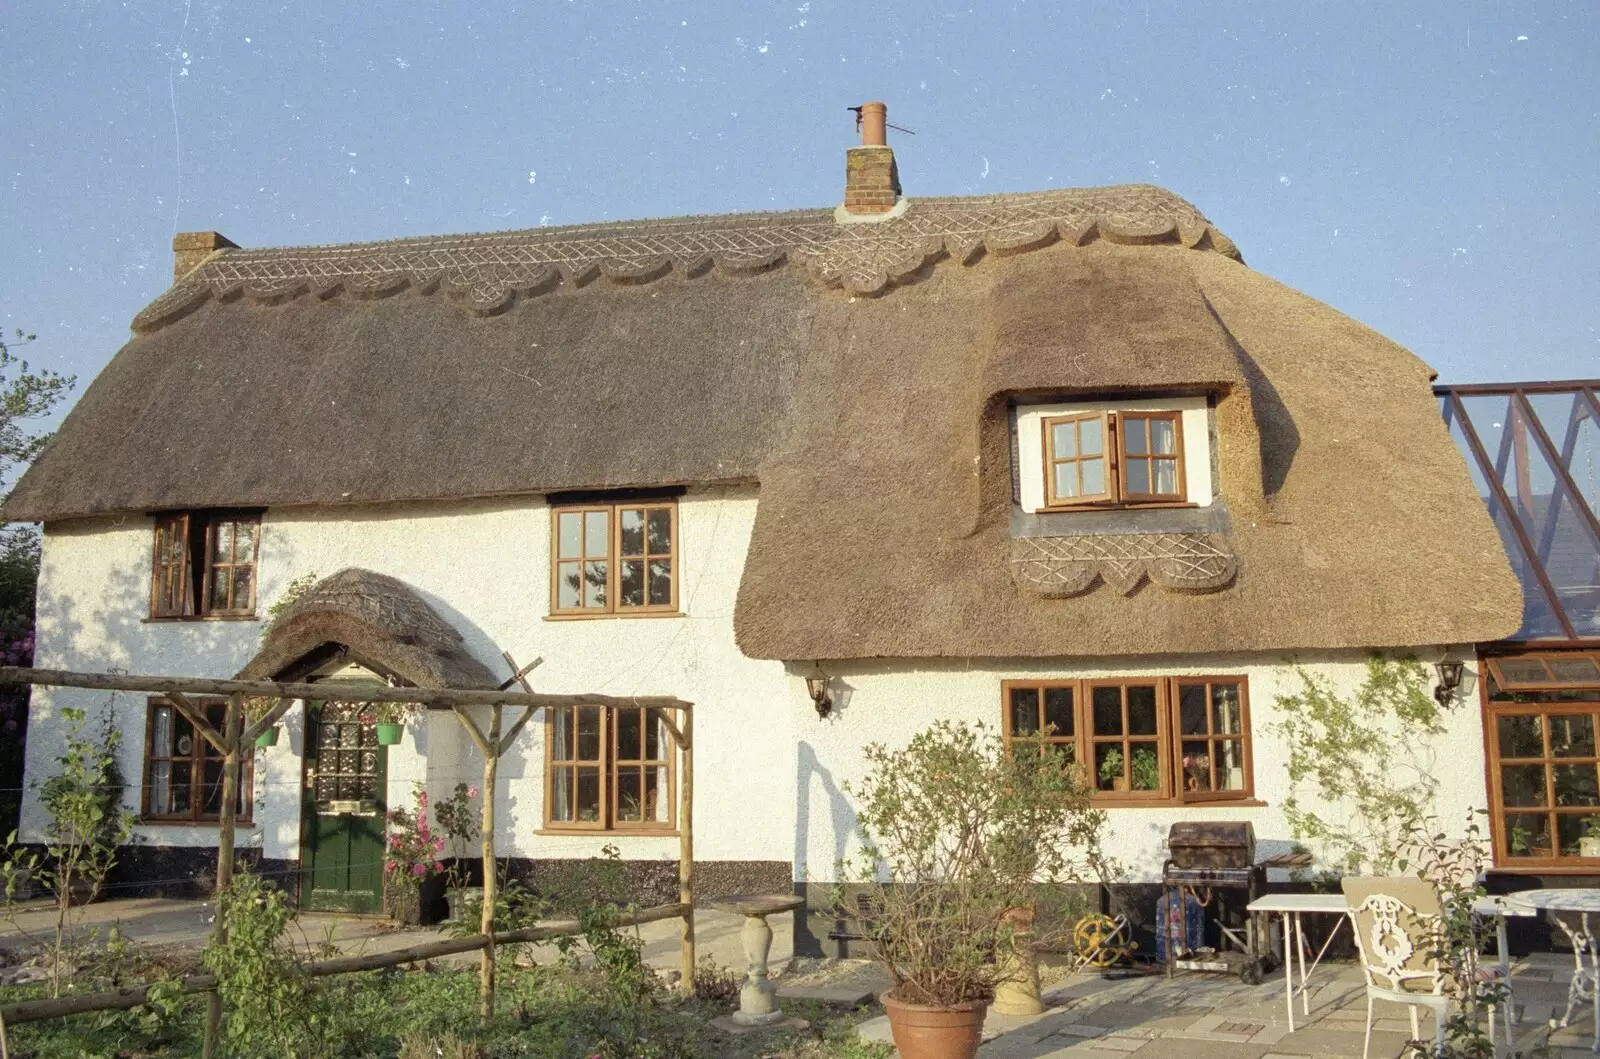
[1097,746,1126,792]
[384,786,445,925]
[838,720,1111,1059]
[432,782,482,920]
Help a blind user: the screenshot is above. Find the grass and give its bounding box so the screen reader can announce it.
[0,957,894,1059]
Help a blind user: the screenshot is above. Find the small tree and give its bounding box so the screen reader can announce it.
[838,719,1113,1007]
[1272,655,1445,875]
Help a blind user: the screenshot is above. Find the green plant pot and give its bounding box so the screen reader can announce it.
[376,723,404,746]
[254,726,280,748]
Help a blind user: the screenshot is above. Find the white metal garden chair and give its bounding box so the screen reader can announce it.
[1342,877,1514,1058]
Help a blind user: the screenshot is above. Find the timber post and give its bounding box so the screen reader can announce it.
[479,703,502,1020]
[202,692,243,1059]
[678,706,695,995]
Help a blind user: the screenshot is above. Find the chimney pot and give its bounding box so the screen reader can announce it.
[859,101,887,146]
[172,231,239,282]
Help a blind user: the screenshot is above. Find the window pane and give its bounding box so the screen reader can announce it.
[233,519,257,554]
[557,513,583,559]
[645,765,669,822]
[1211,685,1242,735]
[1501,764,1547,806]
[576,768,601,821]
[1125,459,1150,495]
[1555,764,1599,806]
[1053,463,1078,499]
[1009,687,1040,735]
[211,521,233,562]
[1130,744,1160,790]
[1092,687,1123,735]
[1179,685,1207,734]
[1127,686,1158,735]
[1498,714,1544,758]
[202,759,224,815]
[1559,814,1588,857]
[647,509,672,554]
[1153,459,1179,495]
[1080,458,1105,496]
[1505,813,1551,857]
[173,714,196,758]
[1150,417,1177,455]
[617,708,641,760]
[584,511,609,558]
[648,560,672,606]
[1052,422,1076,458]
[1498,659,1550,684]
[646,711,664,759]
[576,708,601,761]
[557,562,582,608]
[616,768,643,822]
[152,706,173,755]
[619,560,645,608]
[553,707,572,760]
[231,567,253,610]
[209,572,230,612]
[1124,418,1148,456]
[1216,739,1246,789]
[551,766,573,821]
[1552,715,1596,757]
[1080,418,1102,456]
[1094,742,1123,791]
[168,761,193,814]
[1550,658,1600,683]
[1044,687,1074,737]
[583,561,607,608]
[151,762,171,814]
[1181,740,1211,792]
[620,509,645,556]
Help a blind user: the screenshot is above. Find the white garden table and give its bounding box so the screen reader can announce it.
[1246,891,1525,1033]
[1499,888,1600,1052]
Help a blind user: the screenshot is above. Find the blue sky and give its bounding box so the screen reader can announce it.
[2,1,1595,406]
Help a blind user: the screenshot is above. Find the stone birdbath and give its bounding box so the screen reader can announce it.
[707,893,807,1026]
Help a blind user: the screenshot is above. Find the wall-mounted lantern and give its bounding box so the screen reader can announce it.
[806,667,834,719]
[1434,660,1465,708]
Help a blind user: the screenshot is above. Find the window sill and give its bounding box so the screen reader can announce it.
[1090,798,1266,810]
[143,615,259,624]
[536,828,679,838]
[139,818,255,827]
[1490,863,1600,874]
[1038,501,1200,514]
[543,611,685,622]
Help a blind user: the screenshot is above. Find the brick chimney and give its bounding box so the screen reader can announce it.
[842,101,902,217]
[171,231,238,282]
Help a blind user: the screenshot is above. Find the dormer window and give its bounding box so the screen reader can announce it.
[1018,397,1212,514]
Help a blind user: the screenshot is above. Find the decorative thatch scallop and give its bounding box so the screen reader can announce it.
[237,569,498,691]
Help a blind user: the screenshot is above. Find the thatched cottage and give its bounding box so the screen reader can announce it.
[3,106,1531,941]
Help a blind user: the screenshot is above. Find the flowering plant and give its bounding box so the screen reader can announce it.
[1182,752,1210,792]
[431,782,480,890]
[384,786,444,898]
[359,700,422,726]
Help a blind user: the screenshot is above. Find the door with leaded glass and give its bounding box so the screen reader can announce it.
[300,701,387,913]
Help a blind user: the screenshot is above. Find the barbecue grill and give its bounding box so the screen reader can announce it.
[1161,822,1271,982]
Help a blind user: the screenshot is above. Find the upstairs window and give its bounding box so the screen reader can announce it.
[149,512,261,619]
[550,501,679,617]
[1042,410,1186,508]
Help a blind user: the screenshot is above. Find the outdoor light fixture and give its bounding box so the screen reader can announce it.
[806,669,834,719]
[1434,660,1465,707]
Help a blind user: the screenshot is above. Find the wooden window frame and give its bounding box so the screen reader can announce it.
[147,511,262,620]
[141,697,253,824]
[1487,652,1600,692]
[1001,676,1255,808]
[549,501,680,618]
[1040,409,1188,511]
[542,705,678,833]
[1172,678,1256,805]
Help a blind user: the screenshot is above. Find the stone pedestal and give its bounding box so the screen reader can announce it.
[707,893,807,1028]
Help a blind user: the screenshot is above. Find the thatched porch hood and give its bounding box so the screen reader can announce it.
[1,184,1521,658]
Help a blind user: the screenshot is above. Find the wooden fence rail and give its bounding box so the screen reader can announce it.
[0,902,688,1028]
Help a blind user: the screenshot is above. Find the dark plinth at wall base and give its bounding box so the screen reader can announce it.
[17,844,292,901]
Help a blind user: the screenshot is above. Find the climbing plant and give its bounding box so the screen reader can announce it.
[1271,655,1445,876]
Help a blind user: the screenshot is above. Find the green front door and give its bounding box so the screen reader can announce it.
[301,701,387,913]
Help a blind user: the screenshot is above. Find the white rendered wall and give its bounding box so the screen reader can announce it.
[20,487,796,873]
[789,650,1488,884]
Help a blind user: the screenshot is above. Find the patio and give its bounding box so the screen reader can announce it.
[854,954,1600,1058]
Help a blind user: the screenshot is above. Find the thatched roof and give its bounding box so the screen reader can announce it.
[238,568,498,689]
[3,181,1523,657]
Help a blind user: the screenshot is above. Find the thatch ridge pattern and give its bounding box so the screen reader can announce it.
[130,185,1238,333]
[1010,532,1238,597]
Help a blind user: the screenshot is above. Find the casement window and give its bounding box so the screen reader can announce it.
[1042,410,1186,508]
[543,705,676,832]
[1484,653,1600,866]
[1002,677,1253,805]
[149,512,262,619]
[142,698,252,823]
[550,502,678,617]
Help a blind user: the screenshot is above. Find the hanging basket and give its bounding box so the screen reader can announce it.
[376,723,404,746]
[254,726,280,748]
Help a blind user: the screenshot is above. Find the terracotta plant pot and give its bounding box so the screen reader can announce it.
[880,990,986,1059]
[375,723,404,746]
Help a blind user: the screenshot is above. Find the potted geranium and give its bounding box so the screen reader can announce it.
[838,720,1111,1059]
[384,785,445,924]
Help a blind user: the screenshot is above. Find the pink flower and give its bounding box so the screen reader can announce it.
[385,860,397,872]
[411,863,426,877]
[466,786,479,798]
[433,837,445,852]
[417,791,428,807]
